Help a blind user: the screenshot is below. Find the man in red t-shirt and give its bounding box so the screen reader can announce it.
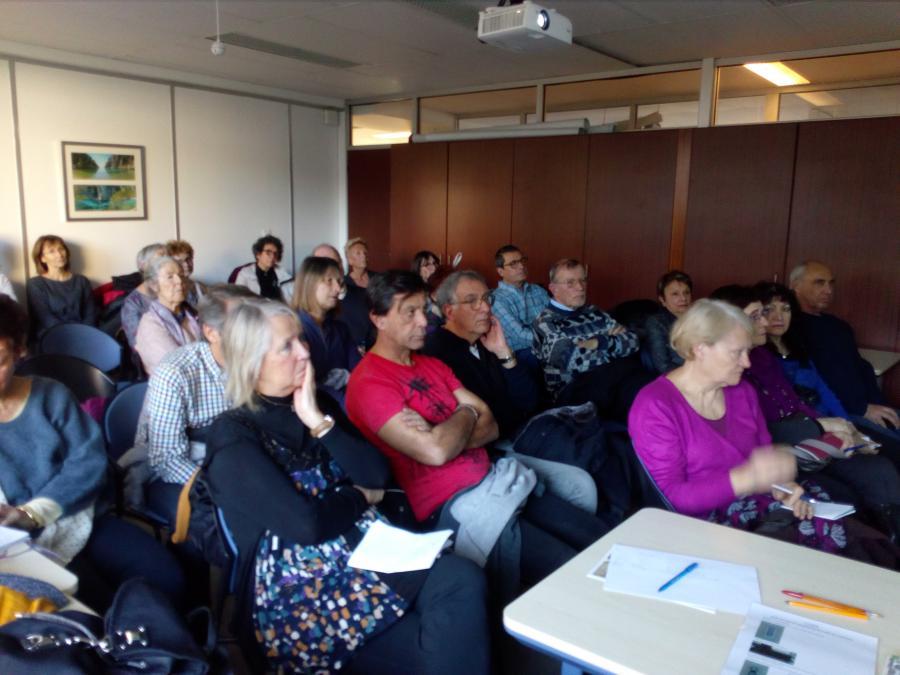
[346,272,498,522]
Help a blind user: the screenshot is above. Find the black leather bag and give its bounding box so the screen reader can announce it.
[0,578,230,675]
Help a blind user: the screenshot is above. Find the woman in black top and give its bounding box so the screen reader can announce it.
[206,298,490,674]
[26,234,97,341]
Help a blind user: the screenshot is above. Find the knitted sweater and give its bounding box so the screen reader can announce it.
[532,303,639,397]
[0,377,106,514]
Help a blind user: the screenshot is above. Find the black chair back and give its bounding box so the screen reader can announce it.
[103,381,149,462]
[16,354,116,403]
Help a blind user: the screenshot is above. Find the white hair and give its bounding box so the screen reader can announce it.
[670,299,752,361]
[136,243,165,272]
[788,262,808,287]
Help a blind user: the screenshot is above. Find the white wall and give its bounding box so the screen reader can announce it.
[0,57,344,289]
[0,61,24,294]
[291,105,342,270]
[175,88,291,283]
[15,63,177,283]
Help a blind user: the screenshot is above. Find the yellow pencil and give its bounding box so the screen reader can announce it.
[786,600,869,620]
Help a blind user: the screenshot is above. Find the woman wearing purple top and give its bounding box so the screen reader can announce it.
[628,300,848,553]
[711,284,900,542]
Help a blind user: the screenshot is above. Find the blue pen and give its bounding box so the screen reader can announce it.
[658,562,699,592]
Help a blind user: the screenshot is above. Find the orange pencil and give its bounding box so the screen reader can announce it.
[785,600,869,620]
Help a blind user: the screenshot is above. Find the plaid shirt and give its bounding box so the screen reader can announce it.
[532,303,639,398]
[142,341,227,484]
[491,281,550,352]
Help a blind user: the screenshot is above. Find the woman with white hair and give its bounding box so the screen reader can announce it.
[134,255,199,375]
[120,242,165,347]
[628,299,848,553]
[204,299,490,674]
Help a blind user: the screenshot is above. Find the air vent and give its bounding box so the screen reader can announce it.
[481,8,527,34]
[207,33,360,68]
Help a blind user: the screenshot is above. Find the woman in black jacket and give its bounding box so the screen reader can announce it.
[206,298,490,674]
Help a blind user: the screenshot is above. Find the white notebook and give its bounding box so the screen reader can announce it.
[779,501,855,521]
[0,524,30,553]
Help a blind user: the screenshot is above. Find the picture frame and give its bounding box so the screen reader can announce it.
[62,142,147,220]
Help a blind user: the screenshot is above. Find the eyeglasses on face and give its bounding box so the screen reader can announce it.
[453,292,494,309]
[502,256,528,268]
[556,277,587,289]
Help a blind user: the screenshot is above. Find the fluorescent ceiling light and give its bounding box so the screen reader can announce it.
[743,62,809,87]
[373,131,412,140]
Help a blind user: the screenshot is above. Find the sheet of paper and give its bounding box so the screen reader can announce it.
[721,602,878,675]
[603,544,761,615]
[779,501,855,521]
[348,520,452,574]
[0,525,29,553]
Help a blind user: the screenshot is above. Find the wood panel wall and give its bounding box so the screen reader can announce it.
[683,123,798,296]
[585,131,679,309]
[785,117,900,405]
[351,117,899,404]
[446,140,514,280]
[347,149,391,271]
[511,136,589,288]
[389,142,448,269]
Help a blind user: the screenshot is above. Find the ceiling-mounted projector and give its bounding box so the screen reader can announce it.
[478,1,572,51]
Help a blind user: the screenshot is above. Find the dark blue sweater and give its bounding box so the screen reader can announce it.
[793,311,884,416]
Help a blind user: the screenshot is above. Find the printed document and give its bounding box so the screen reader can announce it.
[348,520,452,574]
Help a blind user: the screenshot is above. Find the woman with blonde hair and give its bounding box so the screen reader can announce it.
[628,299,849,553]
[205,298,490,674]
[291,255,359,400]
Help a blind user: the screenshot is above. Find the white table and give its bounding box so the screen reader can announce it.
[504,508,900,675]
[0,546,95,613]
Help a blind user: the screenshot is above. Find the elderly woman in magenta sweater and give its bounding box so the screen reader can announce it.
[628,299,847,553]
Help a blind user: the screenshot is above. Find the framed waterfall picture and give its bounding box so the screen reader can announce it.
[62,142,147,220]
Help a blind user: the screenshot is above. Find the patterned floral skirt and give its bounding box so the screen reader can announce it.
[709,482,847,554]
[252,511,408,674]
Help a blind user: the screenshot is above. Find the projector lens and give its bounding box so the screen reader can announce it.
[537,10,550,30]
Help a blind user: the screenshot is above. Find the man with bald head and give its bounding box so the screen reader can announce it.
[791,260,899,431]
[312,243,343,272]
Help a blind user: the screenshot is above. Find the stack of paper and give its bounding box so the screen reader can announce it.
[0,525,29,554]
[779,501,855,521]
[601,544,761,615]
[348,520,452,574]
[722,603,877,675]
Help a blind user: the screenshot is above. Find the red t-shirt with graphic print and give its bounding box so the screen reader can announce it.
[346,352,490,521]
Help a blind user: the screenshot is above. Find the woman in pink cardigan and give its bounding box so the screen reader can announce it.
[628,299,847,553]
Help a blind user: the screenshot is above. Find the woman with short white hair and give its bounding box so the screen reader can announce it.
[628,299,849,553]
[205,298,490,674]
[134,255,199,374]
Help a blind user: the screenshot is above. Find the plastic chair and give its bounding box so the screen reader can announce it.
[40,322,123,373]
[103,381,149,462]
[16,354,116,403]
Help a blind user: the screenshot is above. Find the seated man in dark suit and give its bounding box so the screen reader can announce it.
[790,260,899,434]
[423,270,539,439]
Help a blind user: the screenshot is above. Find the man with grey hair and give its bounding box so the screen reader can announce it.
[312,243,344,273]
[791,260,900,432]
[424,270,539,438]
[139,283,255,523]
[533,258,650,421]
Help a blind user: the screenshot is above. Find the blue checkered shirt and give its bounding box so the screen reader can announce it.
[141,341,227,484]
[492,281,550,353]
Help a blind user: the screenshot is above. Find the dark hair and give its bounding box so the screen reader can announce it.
[709,284,757,310]
[367,270,428,317]
[656,270,693,299]
[252,235,283,262]
[753,280,810,363]
[494,245,520,269]
[32,234,71,274]
[411,250,439,276]
[0,295,28,353]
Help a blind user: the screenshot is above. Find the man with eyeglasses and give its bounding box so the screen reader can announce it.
[423,270,540,438]
[533,258,650,422]
[234,235,291,301]
[492,245,549,373]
